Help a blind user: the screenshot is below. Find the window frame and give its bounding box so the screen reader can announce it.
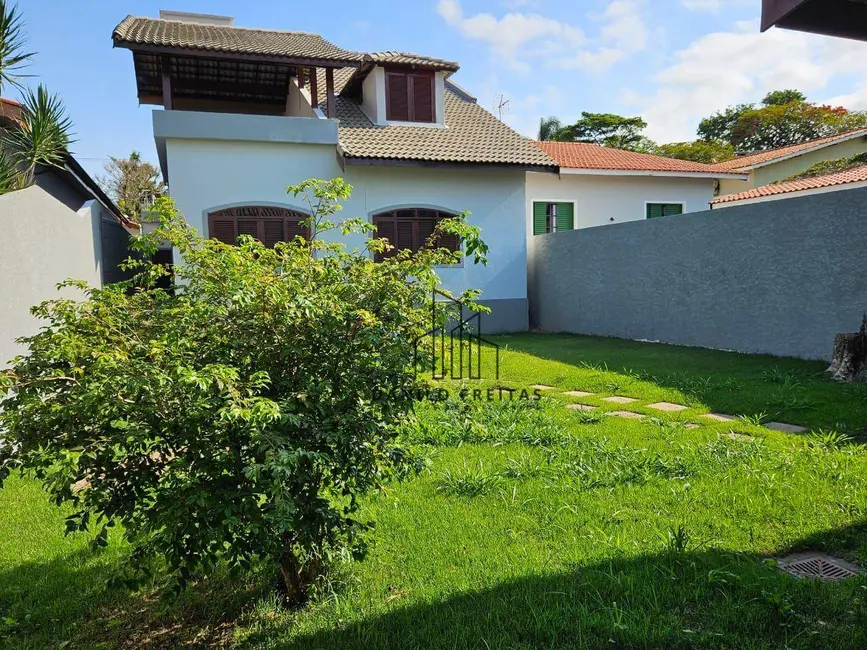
[206,205,311,247]
[532,200,577,235]
[371,207,461,262]
[384,67,436,124]
[645,201,686,220]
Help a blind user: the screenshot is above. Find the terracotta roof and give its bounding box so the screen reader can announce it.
[712,128,867,171]
[333,91,555,167]
[0,97,21,124]
[712,164,867,205]
[535,141,744,175]
[112,15,362,65]
[366,52,459,72]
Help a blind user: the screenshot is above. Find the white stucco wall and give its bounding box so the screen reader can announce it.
[163,138,528,302]
[526,172,717,230]
[0,187,103,366]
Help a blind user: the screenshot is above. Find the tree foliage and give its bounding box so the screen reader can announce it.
[537,116,563,141]
[656,139,735,164]
[98,151,165,221]
[0,178,487,603]
[553,112,649,150]
[697,90,867,154]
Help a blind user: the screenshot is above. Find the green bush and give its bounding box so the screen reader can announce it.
[0,178,486,603]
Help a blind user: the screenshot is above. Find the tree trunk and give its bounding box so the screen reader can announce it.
[827,332,867,382]
[277,551,307,605]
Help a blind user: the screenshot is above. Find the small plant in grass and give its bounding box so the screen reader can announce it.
[664,525,693,554]
[437,464,502,497]
[739,411,770,426]
[761,367,804,387]
[501,453,546,480]
[807,429,855,451]
[0,178,488,604]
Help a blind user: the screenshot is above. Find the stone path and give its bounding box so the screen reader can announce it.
[559,389,810,434]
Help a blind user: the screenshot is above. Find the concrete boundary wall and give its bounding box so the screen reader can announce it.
[530,186,867,360]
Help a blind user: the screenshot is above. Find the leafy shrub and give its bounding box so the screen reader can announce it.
[0,178,487,602]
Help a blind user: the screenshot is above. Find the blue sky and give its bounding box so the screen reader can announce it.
[13,0,867,179]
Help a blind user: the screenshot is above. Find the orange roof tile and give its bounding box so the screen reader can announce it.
[534,141,743,176]
[712,164,867,205]
[712,128,867,171]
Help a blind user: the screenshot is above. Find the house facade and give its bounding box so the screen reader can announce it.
[713,128,867,197]
[113,11,556,333]
[527,141,747,235]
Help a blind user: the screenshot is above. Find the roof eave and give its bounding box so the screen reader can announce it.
[558,168,749,180]
[112,39,363,69]
[344,155,558,173]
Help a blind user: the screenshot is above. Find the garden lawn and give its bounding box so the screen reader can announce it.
[3,333,867,649]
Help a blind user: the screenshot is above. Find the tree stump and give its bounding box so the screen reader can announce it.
[827,314,867,383]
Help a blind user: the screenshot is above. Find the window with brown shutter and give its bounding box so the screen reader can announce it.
[372,208,460,261]
[385,69,436,123]
[207,206,310,247]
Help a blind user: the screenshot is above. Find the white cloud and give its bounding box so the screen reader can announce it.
[680,0,751,12]
[437,0,649,74]
[626,20,867,142]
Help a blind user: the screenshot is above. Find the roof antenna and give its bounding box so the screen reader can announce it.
[493,93,511,120]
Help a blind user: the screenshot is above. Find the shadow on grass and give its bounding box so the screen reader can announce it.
[250,522,867,650]
[0,545,264,649]
[490,333,867,432]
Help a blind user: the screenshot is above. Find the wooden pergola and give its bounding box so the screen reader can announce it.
[762,0,867,41]
[127,47,357,118]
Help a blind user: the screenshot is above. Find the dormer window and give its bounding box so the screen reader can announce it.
[385,69,435,123]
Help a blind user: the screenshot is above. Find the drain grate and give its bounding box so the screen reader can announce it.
[777,553,861,581]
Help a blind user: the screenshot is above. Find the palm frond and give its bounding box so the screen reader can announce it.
[3,84,74,185]
[0,145,21,194]
[0,0,35,92]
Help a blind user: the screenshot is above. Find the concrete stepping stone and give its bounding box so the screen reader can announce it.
[567,404,596,411]
[607,410,645,419]
[724,432,754,441]
[603,396,638,404]
[765,422,808,434]
[530,384,555,391]
[563,390,595,397]
[646,402,688,412]
[701,413,737,423]
[685,423,701,430]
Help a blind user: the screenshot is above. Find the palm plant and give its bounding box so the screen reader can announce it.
[3,84,73,187]
[0,1,74,194]
[537,116,563,141]
[0,0,33,91]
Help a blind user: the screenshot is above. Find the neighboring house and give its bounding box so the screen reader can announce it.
[762,0,867,41]
[112,11,557,333]
[527,141,747,235]
[712,164,867,209]
[713,128,867,197]
[0,100,136,365]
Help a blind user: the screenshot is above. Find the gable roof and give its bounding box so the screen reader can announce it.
[712,128,867,172]
[712,164,867,205]
[306,68,553,168]
[113,15,362,66]
[535,141,746,177]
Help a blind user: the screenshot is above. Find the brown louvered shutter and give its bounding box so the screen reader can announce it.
[210,218,237,244]
[417,209,437,249]
[286,219,310,241]
[386,73,409,121]
[373,215,396,262]
[396,220,414,252]
[411,73,434,123]
[262,220,285,248]
[237,220,259,240]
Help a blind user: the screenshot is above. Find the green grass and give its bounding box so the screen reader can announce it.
[3,333,867,649]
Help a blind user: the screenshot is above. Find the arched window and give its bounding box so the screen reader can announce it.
[207,206,310,248]
[372,208,459,262]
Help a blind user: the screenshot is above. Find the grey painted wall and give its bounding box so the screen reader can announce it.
[0,186,116,367]
[531,186,867,361]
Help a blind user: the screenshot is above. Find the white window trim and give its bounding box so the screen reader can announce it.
[531,199,578,233]
[644,200,686,220]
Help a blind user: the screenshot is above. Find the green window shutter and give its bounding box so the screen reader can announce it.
[533,202,549,235]
[663,203,683,216]
[555,203,574,232]
[646,203,664,219]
